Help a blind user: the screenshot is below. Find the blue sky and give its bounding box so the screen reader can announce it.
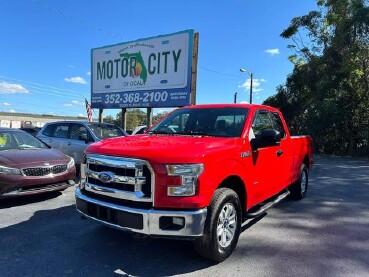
[0,0,317,118]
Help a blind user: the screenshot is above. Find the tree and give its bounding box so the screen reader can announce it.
[266,0,369,156]
[103,115,115,124]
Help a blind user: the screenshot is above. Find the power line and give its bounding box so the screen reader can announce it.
[0,75,86,97]
[198,66,238,78]
[0,96,85,114]
[31,0,124,40]
[30,1,241,80]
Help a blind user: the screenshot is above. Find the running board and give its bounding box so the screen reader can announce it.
[245,190,290,218]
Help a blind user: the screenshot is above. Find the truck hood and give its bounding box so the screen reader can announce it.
[86,134,240,163]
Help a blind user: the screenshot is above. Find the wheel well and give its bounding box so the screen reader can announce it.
[218,176,247,216]
[303,155,309,169]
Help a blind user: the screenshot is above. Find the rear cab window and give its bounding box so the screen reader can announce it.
[270,112,287,138]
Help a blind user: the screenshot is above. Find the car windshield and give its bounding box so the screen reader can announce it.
[87,123,126,140]
[0,130,48,150]
[148,107,249,138]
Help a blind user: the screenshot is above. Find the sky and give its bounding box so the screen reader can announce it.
[0,0,318,119]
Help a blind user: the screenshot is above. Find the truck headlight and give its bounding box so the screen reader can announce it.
[165,164,204,196]
[0,165,22,175]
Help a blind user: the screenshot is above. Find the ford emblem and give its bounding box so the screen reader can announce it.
[98,172,114,183]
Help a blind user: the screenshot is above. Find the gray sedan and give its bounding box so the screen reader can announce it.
[37,121,127,165]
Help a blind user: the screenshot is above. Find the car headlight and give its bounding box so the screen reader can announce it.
[0,165,22,175]
[165,164,204,196]
[67,157,75,169]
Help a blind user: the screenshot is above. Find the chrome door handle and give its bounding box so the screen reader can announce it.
[276,150,283,156]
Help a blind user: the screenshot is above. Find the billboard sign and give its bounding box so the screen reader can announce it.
[91,30,194,109]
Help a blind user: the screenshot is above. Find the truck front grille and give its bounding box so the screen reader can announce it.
[81,155,153,204]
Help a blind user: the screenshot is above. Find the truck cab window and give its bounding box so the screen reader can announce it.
[251,110,274,139]
[271,112,286,138]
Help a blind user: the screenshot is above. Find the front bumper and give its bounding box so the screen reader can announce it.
[75,188,207,237]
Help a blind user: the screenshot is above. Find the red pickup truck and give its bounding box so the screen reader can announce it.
[75,104,313,262]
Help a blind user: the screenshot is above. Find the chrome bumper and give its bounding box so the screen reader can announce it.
[75,188,207,237]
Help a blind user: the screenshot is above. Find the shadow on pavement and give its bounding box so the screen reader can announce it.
[0,191,63,209]
[1,156,368,276]
[0,204,216,276]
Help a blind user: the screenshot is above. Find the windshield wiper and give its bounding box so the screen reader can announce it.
[147,130,170,134]
[178,131,216,137]
[18,145,40,150]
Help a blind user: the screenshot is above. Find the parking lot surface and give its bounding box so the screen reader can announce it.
[1,156,369,277]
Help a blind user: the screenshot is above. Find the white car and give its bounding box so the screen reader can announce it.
[131,125,147,135]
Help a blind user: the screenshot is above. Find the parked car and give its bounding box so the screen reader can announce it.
[131,125,147,135]
[37,121,128,165]
[0,128,76,198]
[19,126,41,136]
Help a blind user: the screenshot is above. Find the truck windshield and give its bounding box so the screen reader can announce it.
[148,107,249,137]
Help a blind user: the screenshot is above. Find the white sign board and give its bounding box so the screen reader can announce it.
[91,30,194,108]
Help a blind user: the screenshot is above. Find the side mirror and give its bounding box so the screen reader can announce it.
[251,129,281,150]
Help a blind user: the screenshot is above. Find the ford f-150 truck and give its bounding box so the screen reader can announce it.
[75,104,313,262]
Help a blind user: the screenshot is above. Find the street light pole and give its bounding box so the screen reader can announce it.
[249,72,253,104]
[240,68,253,104]
[234,92,237,103]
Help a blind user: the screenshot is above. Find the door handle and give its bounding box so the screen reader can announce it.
[67,142,71,146]
[276,150,283,157]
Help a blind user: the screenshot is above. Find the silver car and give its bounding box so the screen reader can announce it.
[37,121,127,165]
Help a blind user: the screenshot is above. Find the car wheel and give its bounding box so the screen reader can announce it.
[290,163,308,200]
[194,188,242,262]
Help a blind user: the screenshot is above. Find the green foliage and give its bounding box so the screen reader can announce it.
[103,109,170,131]
[266,0,369,156]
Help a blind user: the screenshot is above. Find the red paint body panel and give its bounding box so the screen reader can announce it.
[85,104,313,211]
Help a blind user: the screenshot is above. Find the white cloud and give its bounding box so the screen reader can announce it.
[3,102,11,106]
[64,76,87,84]
[64,100,83,107]
[0,81,29,94]
[240,101,249,104]
[86,72,91,76]
[9,109,16,113]
[239,78,266,92]
[265,48,280,55]
[78,113,84,117]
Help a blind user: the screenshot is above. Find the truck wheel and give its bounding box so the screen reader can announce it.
[289,164,308,200]
[194,188,242,262]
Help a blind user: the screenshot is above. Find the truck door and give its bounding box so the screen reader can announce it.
[249,110,280,202]
[270,111,294,192]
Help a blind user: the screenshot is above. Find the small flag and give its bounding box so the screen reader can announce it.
[85,99,93,122]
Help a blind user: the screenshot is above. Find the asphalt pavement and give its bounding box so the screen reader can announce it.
[0,155,368,277]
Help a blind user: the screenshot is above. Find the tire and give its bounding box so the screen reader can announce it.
[194,188,242,262]
[289,163,308,200]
